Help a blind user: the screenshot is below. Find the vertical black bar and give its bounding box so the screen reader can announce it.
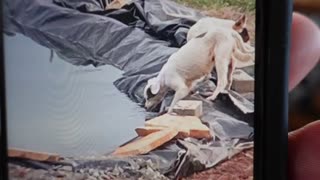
[254,0,292,179]
[0,0,9,179]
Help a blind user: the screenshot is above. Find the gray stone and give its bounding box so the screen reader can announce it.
[93,171,100,178]
[61,166,73,172]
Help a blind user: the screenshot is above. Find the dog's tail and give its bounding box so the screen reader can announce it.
[232,32,255,53]
[232,48,254,62]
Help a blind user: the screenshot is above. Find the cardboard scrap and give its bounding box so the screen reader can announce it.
[112,128,179,157]
[8,148,61,162]
[172,100,203,117]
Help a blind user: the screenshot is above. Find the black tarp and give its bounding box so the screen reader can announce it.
[3,0,254,179]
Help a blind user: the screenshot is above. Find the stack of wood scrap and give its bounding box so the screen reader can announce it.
[112,100,213,157]
[105,0,131,10]
[8,148,61,162]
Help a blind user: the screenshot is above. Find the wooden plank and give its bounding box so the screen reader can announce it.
[172,100,203,117]
[135,126,166,136]
[112,128,178,157]
[231,69,254,93]
[8,148,61,162]
[135,126,190,139]
[145,114,199,127]
[188,121,212,139]
[106,0,130,10]
[145,114,212,139]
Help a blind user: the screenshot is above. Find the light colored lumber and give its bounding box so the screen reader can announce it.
[112,128,179,157]
[8,148,60,162]
[231,69,254,93]
[135,126,191,139]
[172,100,203,117]
[135,126,166,136]
[145,114,212,139]
[106,0,130,9]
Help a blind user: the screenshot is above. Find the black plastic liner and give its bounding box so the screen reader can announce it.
[3,0,254,178]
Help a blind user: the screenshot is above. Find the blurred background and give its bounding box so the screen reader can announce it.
[289,0,320,131]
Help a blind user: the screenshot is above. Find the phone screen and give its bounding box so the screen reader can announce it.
[3,0,256,179]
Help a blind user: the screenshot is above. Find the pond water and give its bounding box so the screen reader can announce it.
[4,34,146,157]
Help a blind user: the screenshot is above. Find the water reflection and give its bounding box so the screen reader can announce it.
[4,34,145,157]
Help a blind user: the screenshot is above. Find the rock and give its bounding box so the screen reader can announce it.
[87,176,97,180]
[101,174,111,180]
[61,166,73,172]
[79,169,85,174]
[55,170,67,178]
[93,171,100,178]
[88,168,95,175]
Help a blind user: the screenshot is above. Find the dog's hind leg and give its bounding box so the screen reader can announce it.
[207,55,230,101]
[227,57,236,90]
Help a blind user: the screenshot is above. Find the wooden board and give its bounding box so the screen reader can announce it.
[135,126,191,139]
[135,126,166,136]
[145,114,212,139]
[231,69,254,93]
[112,128,179,157]
[106,0,130,9]
[8,148,61,162]
[172,100,203,117]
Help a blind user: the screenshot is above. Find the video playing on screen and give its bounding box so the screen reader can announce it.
[3,0,255,179]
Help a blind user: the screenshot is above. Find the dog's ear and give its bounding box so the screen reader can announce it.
[150,83,160,95]
[240,28,250,43]
[233,14,247,31]
[147,78,160,95]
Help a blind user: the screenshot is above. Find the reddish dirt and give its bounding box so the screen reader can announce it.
[183,148,254,180]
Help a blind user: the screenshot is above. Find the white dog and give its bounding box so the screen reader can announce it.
[187,14,250,43]
[143,26,254,114]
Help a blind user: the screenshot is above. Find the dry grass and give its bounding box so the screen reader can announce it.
[204,7,256,44]
[176,0,255,12]
[175,0,256,44]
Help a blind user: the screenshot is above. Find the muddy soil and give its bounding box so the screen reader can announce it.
[183,148,254,180]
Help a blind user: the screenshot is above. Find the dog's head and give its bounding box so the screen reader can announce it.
[143,78,165,111]
[233,14,250,43]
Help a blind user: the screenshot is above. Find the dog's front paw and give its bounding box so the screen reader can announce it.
[206,95,218,101]
[168,112,178,116]
[201,91,213,97]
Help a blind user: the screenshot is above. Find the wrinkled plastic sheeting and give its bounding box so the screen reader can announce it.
[3,0,254,178]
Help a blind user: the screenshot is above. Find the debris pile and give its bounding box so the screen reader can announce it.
[113,100,212,157]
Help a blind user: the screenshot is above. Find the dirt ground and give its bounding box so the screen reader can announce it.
[7,148,253,180]
[183,148,254,180]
